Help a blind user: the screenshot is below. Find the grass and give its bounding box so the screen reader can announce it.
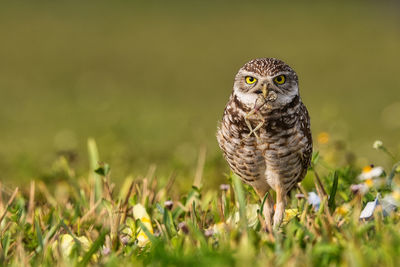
[0,139,400,266]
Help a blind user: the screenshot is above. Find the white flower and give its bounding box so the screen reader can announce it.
[308,192,321,210]
[350,183,369,195]
[358,165,384,180]
[360,197,379,220]
[360,194,399,220]
[381,195,399,216]
[373,140,383,150]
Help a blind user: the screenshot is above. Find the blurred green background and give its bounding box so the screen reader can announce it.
[0,1,399,188]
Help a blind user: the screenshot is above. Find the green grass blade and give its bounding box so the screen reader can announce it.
[328,171,339,212]
[35,216,44,251]
[79,231,107,266]
[232,174,247,229]
[259,191,269,217]
[1,232,11,260]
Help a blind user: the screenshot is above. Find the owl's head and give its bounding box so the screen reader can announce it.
[233,58,299,108]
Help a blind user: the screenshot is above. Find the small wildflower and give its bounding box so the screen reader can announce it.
[381,195,399,216]
[204,228,214,237]
[373,140,383,150]
[153,230,161,237]
[102,246,111,256]
[358,165,384,180]
[392,190,400,201]
[365,178,374,188]
[178,222,189,235]
[120,235,130,245]
[359,195,398,220]
[363,165,373,173]
[350,183,369,195]
[283,208,299,223]
[164,200,173,210]
[317,132,330,144]
[360,197,379,220]
[336,204,351,216]
[212,222,227,235]
[308,192,321,210]
[220,184,230,191]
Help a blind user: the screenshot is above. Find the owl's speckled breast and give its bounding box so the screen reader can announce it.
[217,93,312,195]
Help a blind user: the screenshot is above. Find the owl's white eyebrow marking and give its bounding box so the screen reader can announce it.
[272,71,292,77]
[238,70,263,78]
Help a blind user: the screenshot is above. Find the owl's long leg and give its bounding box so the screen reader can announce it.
[255,187,274,232]
[262,192,274,232]
[273,185,287,229]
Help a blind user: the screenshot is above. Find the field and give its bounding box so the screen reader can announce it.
[0,0,400,266]
[1,140,400,266]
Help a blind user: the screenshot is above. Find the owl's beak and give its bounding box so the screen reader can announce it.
[262,84,268,98]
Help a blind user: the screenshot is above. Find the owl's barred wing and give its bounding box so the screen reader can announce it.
[217,99,268,190]
[298,102,313,178]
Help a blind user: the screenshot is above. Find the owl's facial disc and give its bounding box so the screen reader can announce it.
[232,58,300,108]
[233,71,298,107]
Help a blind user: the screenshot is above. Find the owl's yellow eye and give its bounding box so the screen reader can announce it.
[274,75,286,85]
[245,76,257,84]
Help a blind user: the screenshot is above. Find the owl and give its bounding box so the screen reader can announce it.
[217,58,312,230]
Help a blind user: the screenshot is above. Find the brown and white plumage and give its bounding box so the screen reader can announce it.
[217,58,312,230]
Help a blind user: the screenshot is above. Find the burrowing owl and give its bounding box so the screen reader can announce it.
[217,58,312,230]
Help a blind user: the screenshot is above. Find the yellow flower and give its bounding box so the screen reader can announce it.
[365,178,374,188]
[363,165,372,173]
[392,190,400,201]
[336,204,350,216]
[211,222,228,235]
[132,204,153,247]
[317,132,330,144]
[283,208,299,223]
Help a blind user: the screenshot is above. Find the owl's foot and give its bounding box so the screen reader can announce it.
[260,191,274,233]
[263,209,273,233]
[273,211,283,230]
[273,187,287,230]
